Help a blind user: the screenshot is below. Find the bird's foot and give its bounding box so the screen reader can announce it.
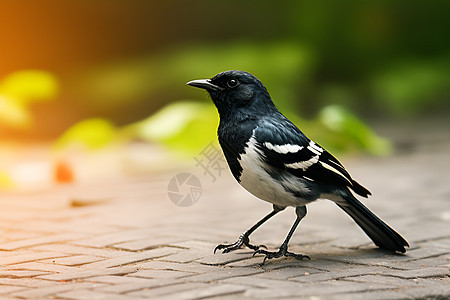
[253,244,310,264]
[214,233,267,254]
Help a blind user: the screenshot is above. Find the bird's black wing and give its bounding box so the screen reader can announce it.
[254,118,371,197]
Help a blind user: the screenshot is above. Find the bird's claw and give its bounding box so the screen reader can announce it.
[253,246,310,264]
[214,234,266,254]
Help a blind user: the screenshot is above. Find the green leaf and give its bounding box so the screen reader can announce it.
[318,105,391,155]
[0,95,32,128]
[0,70,58,104]
[123,101,219,156]
[55,118,117,150]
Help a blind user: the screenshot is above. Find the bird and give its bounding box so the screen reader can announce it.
[187,70,408,263]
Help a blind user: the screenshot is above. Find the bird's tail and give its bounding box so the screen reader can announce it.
[337,194,409,253]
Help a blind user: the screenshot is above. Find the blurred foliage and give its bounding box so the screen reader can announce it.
[51,99,391,157]
[0,70,58,128]
[117,101,390,157]
[318,105,391,155]
[0,95,30,128]
[69,40,394,157]
[122,101,218,156]
[78,41,314,113]
[2,1,449,160]
[0,170,14,189]
[0,71,58,102]
[54,118,116,150]
[371,60,450,116]
[76,39,449,127]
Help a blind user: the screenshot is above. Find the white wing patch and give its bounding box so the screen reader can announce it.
[263,142,303,154]
[285,155,320,171]
[307,141,323,155]
[283,141,323,171]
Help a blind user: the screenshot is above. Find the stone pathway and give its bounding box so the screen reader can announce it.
[0,133,449,299]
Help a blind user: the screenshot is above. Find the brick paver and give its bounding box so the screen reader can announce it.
[0,126,449,299]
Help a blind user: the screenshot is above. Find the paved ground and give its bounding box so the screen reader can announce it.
[0,125,449,299]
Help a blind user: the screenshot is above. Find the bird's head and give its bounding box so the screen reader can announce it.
[187,70,275,119]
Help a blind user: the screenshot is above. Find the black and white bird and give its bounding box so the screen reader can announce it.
[187,70,408,262]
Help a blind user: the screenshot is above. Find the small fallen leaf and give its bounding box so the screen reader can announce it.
[54,160,74,183]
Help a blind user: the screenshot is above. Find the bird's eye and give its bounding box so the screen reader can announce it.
[227,78,239,88]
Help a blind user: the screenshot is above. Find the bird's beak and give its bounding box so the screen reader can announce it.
[186,79,224,91]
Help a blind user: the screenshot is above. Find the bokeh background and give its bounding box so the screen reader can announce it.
[1,0,449,189]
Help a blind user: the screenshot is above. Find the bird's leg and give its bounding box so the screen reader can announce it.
[215,205,284,254]
[253,206,310,264]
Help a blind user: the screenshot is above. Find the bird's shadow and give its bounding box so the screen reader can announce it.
[227,246,409,268]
